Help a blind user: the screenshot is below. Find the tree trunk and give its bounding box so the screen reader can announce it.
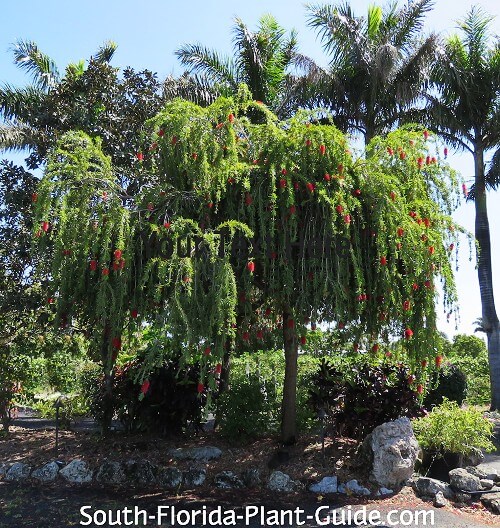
[473,147,500,410]
[100,327,114,435]
[281,309,298,445]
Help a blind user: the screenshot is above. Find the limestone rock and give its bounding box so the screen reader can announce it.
[412,477,455,500]
[31,462,59,483]
[214,471,244,489]
[241,468,261,488]
[95,461,125,485]
[183,468,206,488]
[124,460,157,486]
[368,417,420,489]
[168,447,222,461]
[267,471,296,492]
[345,479,371,496]
[309,476,338,494]
[449,468,482,493]
[433,491,448,508]
[157,467,183,490]
[376,487,394,496]
[480,479,495,490]
[5,462,31,482]
[59,460,93,484]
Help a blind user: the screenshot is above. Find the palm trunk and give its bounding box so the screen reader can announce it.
[474,147,500,410]
[281,309,298,445]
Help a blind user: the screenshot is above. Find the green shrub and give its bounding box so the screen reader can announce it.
[413,399,495,458]
[424,364,468,408]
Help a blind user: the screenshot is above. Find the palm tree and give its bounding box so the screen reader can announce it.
[175,14,303,116]
[300,0,438,143]
[428,6,500,409]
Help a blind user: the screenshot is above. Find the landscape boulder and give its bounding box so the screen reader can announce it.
[241,468,261,488]
[481,491,500,514]
[157,467,183,490]
[267,471,296,492]
[449,468,482,493]
[95,461,126,485]
[214,471,244,489]
[168,447,222,462]
[59,460,93,484]
[183,468,206,488]
[31,462,59,483]
[124,460,157,486]
[5,462,31,482]
[309,476,338,494]
[412,476,455,500]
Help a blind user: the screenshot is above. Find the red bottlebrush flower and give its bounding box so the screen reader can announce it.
[208,202,214,209]
[390,191,396,201]
[404,328,414,339]
[300,335,307,345]
[412,283,419,291]
[289,205,296,215]
[136,152,144,161]
[42,221,49,232]
[431,157,437,164]
[270,251,278,260]
[409,211,416,218]
[311,323,317,330]
[287,319,295,329]
[197,383,205,393]
[305,139,312,147]
[32,192,38,203]
[343,214,351,224]
[421,359,428,368]
[396,242,402,250]
[89,260,97,271]
[306,182,315,193]
[265,307,272,317]
[114,249,123,260]
[417,157,424,168]
[171,135,178,145]
[324,173,331,181]
[387,147,394,156]
[426,155,431,165]
[131,309,138,318]
[183,275,191,283]
[192,152,198,160]
[242,331,250,341]
[215,122,224,129]
[428,246,435,255]
[403,300,411,311]
[319,144,326,155]
[150,142,158,150]
[293,182,300,191]
[140,379,150,395]
[417,384,424,395]
[228,113,235,123]
[203,346,211,356]
[449,243,455,251]
[336,205,343,214]
[353,189,361,197]
[400,151,406,160]
[395,228,403,238]
[158,129,165,137]
[281,168,287,176]
[247,261,255,273]
[164,222,171,229]
[256,330,264,340]
[338,321,345,329]
[444,147,448,158]
[424,280,432,289]
[409,139,415,146]
[423,130,429,140]
[462,183,468,196]
[245,193,253,206]
[421,234,428,242]
[47,297,55,304]
[147,202,154,211]
[102,191,108,201]
[407,374,416,384]
[435,355,443,368]
[112,337,122,350]
[423,218,431,228]
[372,343,379,353]
[279,179,287,189]
[337,163,344,174]
[215,363,222,375]
[380,256,387,266]
[385,351,392,358]
[102,268,109,276]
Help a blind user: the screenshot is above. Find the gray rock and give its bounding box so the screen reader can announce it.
[412,477,455,500]
[367,417,420,489]
[5,462,31,482]
[59,460,93,484]
[345,479,371,496]
[433,491,448,508]
[309,476,338,494]
[471,465,500,482]
[31,462,59,483]
[462,448,484,467]
[214,471,244,489]
[454,492,472,503]
[376,487,394,496]
[267,471,296,492]
[157,467,183,490]
[481,491,500,514]
[183,468,206,488]
[449,468,482,493]
[168,447,222,461]
[95,461,125,485]
[480,479,495,490]
[241,468,261,488]
[124,460,157,486]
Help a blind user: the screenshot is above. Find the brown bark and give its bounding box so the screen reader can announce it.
[281,308,299,445]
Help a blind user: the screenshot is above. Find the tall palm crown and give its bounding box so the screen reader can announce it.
[301,0,437,143]
[175,14,300,115]
[428,6,500,409]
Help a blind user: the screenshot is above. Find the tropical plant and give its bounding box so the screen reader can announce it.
[299,0,438,143]
[428,6,500,409]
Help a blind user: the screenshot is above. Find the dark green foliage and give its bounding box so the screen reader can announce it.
[424,363,468,408]
[309,359,425,439]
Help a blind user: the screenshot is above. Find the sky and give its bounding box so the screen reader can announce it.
[1,0,499,338]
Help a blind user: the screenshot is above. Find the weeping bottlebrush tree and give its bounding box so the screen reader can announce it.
[33,91,464,442]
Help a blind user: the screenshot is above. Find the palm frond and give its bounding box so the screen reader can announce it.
[0,122,40,152]
[459,6,494,64]
[93,41,118,64]
[392,0,435,51]
[0,84,46,121]
[163,73,220,107]
[11,39,59,89]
